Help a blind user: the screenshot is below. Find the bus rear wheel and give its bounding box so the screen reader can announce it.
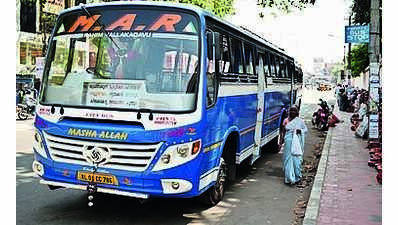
[199,158,227,206]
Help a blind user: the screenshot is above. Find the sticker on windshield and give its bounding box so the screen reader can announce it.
[83,81,145,108]
[83,31,152,38]
[154,116,177,126]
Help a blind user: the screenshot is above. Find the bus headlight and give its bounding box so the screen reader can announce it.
[152,140,201,172]
[161,154,171,164]
[33,129,47,159]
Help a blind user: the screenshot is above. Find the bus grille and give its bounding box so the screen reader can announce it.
[43,132,162,172]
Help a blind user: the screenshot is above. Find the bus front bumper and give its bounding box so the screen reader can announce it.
[32,158,198,198]
[39,179,150,199]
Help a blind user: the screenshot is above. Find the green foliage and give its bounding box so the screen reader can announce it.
[257,0,316,12]
[38,0,57,27]
[152,0,235,18]
[350,44,369,77]
[352,0,370,25]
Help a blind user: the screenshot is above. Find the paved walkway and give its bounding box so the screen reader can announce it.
[304,110,382,225]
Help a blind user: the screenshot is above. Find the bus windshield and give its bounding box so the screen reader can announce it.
[41,8,200,112]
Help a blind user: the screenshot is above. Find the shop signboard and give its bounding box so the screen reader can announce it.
[345,25,369,43]
[43,0,64,15]
[368,114,379,139]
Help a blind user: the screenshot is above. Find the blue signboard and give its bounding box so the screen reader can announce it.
[345,25,369,43]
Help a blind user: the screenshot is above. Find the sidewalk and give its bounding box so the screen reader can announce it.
[303,111,382,225]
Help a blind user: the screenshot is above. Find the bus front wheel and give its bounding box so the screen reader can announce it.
[199,158,227,206]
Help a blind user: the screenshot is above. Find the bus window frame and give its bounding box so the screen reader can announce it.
[205,28,220,109]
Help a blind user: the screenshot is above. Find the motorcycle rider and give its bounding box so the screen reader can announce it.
[312,99,330,131]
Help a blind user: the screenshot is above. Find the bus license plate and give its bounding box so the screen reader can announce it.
[77,171,118,185]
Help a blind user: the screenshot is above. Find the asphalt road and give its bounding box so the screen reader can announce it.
[16,88,335,225]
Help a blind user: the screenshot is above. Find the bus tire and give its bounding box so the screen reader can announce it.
[199,158,227,206]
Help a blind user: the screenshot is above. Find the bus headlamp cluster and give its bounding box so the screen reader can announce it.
[32,161,44,176]
[161,179,192,194]
[152,140,201,172]
[33,129,47,159]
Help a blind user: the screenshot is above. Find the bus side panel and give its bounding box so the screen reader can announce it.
[262,90,291,138]
[200,93,257,172]
[219,94,256,153]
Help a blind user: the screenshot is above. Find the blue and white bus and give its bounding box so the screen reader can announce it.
[32,1,303,206]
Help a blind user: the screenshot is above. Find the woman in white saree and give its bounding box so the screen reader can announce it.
[281,106,308,185]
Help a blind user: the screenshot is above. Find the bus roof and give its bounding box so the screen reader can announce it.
[60,1,293,60]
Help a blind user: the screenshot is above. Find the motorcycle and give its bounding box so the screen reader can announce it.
[312,99,331,131]
[16,97,36,120]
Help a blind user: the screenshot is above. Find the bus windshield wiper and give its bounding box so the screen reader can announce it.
[137,108,154,121]
[79,4,120,50]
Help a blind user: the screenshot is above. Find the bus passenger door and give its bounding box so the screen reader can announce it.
[252,56,265,164]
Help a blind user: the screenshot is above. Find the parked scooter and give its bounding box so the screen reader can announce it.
[312,99,330,131]
[16,97,36,120]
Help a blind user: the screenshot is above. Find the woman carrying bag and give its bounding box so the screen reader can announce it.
[281,106,308,185]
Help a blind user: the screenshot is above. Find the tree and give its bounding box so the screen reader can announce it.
[257,0,316,12]
[153,0,235,18]
[352,0,370,25]
[39,0,57,56]
[350,44,369,77]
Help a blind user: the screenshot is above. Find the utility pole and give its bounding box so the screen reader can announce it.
[347,15,352,85]
[368,0,381,140]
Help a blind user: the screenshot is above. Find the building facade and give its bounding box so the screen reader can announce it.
[16,0,114,86]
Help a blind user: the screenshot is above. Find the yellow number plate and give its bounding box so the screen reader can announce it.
[77,171,118,185]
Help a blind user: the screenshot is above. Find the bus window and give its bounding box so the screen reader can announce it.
[291,63,295,81]
[263,52,271,77]
[206,70,216,107]
[206,32,217,107]
[298,68,303,83]
[231,38,244,74]
[255,52,261,75]
[244,43,254,75]
[280,58,286,78]
[206,56,216,106]
[219,35,231,74]
[275,55,281,78]
[286,62,293,80]
[269,54,276,77]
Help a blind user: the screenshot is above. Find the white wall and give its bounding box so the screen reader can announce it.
[351,68,369,89]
